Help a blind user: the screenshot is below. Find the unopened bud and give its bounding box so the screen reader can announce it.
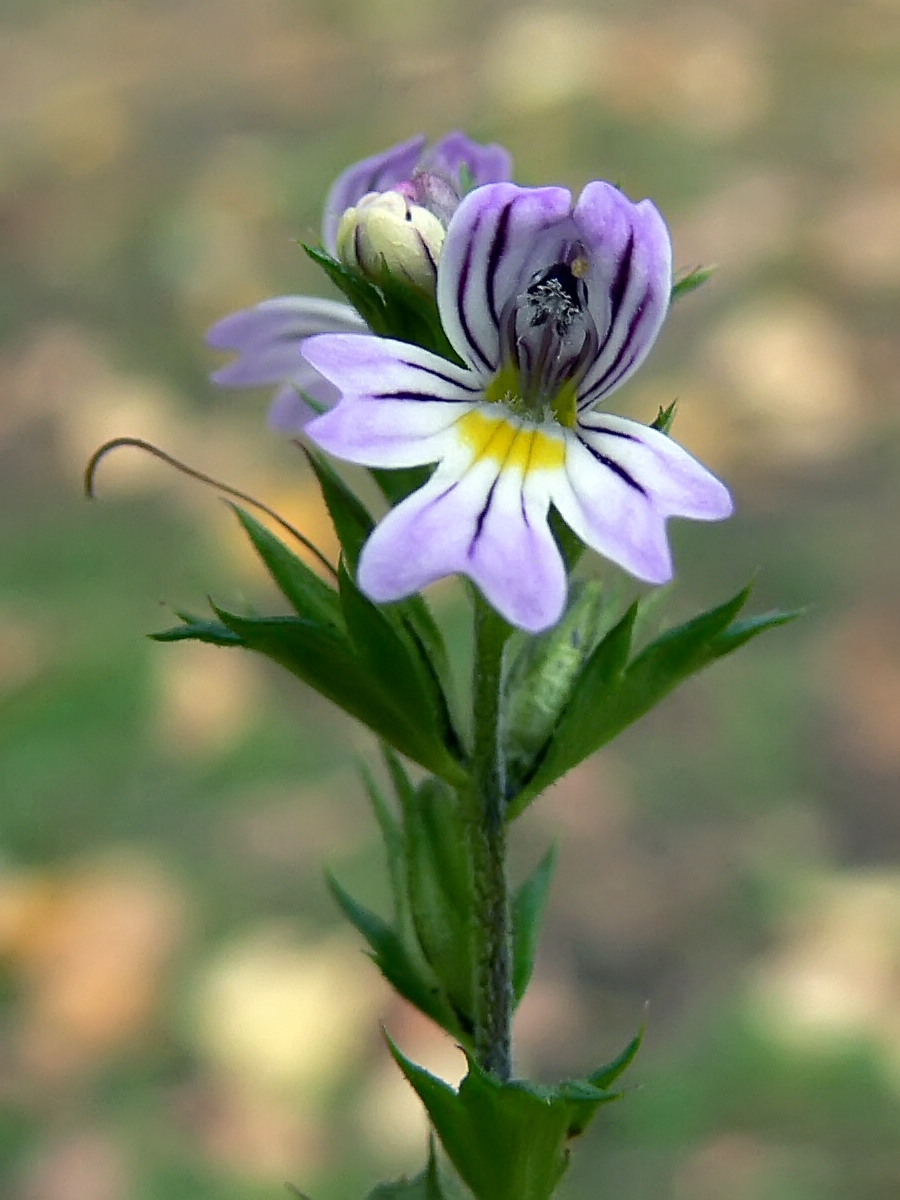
[335,190,446,294]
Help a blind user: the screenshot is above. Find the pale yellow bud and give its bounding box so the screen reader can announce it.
[335,190,446,294]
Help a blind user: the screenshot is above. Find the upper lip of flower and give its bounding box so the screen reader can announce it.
[299,181,733,634]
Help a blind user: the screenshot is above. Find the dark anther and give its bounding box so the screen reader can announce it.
[525,262,588,336]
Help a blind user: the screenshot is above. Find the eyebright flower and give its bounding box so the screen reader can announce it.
[206,133,512,432]
[301,182,733,634]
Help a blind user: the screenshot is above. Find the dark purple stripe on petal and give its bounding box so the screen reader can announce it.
[577,420,639,441]
[578,437,647,495]
[374,390,469,404]
[401,361,481,392]
[599,230,635,354]
[485,201,514,327]
[469,475,499,553]
[578,288,651,407]
[456,236,494,372]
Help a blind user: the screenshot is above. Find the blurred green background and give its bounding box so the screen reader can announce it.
[2,0,900,1197]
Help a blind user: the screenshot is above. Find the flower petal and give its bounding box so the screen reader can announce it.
[551,434,676,585]
[572,183,672,406]
[207,296,366,387]
[425,132,513,189]
[575,414,733,519]
[322,135,426,254]
[267,378,338,432]
[437,183,575,375]
[358,444,567,633]
[302,334,479,467]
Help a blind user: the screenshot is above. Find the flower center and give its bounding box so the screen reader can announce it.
[487,255,598,428]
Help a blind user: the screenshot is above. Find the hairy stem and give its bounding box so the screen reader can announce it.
[465,595,513,1079]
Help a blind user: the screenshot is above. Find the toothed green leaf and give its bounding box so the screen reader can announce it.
[387,1041,619,1200]
[229,505,341,627]
[327,873,463,1039]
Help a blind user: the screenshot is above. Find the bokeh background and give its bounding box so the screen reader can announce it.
[2,0,900,1197]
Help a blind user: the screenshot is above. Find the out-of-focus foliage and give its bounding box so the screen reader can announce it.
[2,0,900,1198]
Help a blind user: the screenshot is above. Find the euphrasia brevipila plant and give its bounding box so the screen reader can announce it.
[88,132,794,1200]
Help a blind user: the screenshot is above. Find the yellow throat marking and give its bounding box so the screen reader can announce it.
[457,409,566,474]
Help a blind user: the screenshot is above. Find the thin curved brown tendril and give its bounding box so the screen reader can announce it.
[84,436,338,580]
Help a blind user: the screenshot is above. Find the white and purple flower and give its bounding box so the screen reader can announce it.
[301,182,733,633]
[206,133,512,432]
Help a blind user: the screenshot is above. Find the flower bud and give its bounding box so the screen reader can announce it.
[335,189,446,294]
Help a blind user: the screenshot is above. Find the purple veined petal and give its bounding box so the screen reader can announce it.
[301,332,482,403]
[207,296,366,388]
[306,397,469,468]
[425,131,513,189]
[437,183,576,376]
[357,444,567,633]
[575,414,733,520]
[572,183,672,407]
[267,374,340,432]
[302,333,480,467]
[321,135,426,254]
[550,433,675,585]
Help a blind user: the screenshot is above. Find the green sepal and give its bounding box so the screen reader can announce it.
[229,505,342,628]
[548,505,584,573]
[502,582,610,798]
[588,1028,644,1091]
[387,1040,621,1200]
[339,563,444,740]
[397,775,476,1026]
[508,585,799,817]
[511,845,557,1005]
[671,264,716,301]
[365,1138,447,1200]
[650,400,677,435]
[302,244,390,332]
[327,872,465,1040]
[206,606,464,783]
[302,446,374,571]
[302,245,461,362]
[371,464,434,507]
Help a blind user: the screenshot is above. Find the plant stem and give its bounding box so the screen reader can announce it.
[465,594,513,1080]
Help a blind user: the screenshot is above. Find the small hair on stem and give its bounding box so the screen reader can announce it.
[84,436,338,579]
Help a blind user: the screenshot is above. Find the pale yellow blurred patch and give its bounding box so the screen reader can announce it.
[703,296,863,464]
[186,925,386,1097]
[661,9,769,139]
[815,184,900,289]
[482,9,611,113]
[484,8,767,139]
[10,853,188,1081]
[153,640,266,759]
[31,85,131,178]
[748,870,900,1061]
